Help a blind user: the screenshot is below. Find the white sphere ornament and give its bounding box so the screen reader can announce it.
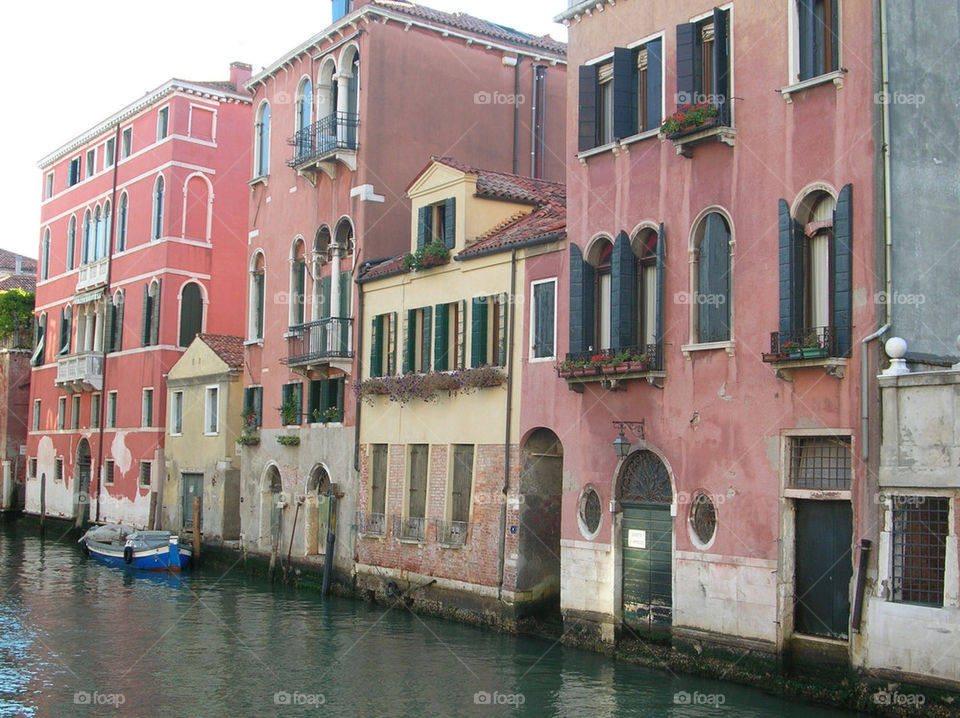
[882,336,909,376]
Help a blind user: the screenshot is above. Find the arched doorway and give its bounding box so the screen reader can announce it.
[618,449,673,633]
[305,465,331,555]
[516,429,563,617]
[179,282,204,347]
[75,439,92,525]
[259,467,283,549]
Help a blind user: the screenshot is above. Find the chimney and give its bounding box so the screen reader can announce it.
[14,256,21,274]
[332,0,372,22]
[230,62,253,89]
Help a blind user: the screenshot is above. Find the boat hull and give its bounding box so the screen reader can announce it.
[81,539,192,572]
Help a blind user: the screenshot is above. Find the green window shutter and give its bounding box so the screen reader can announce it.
[255,386,263,427]
[654,224,665,365]
[470,297,489,367]
[150,280,161,346]
[645,39,663,131]
[370,315,383,377]
[319,379,330,419]
[403,309,415,373]
[675,22,698,108]
[141,284,151,346]
[387,312,397,376]
[612,47,637,140]
[335,378,344,417]
[533,282,555,358]
[103,300,114,353]
[568,244,595,354]
[798,0,816,81]
[421,306,432,372]
[320,276,331,320]
[832,184,853,356]
[417,206,431,249]
[457,301,466,369]
[296,262,306,324]
[339,271,351,318]
[829,0,840,74]
[611,231,638,350]
[116,296,125,352]
[434,303,449,371]
[451,445,473,524]
[295,383,303,424]
[698,214,730,343]
[778,199,804,335]
[578,65,598,151]
[712,8,730,125]
[255,273,264,339]
[443,198,456,249]
[497,294,507,367]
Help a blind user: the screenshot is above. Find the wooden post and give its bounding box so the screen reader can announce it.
[39,474,46,537]
[192,496,201,561]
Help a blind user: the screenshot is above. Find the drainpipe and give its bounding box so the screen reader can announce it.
[861,324,890,461]
[94,122,122,524]
[506,56,520,175]
[353,278,364,472]
[496,249,518,601]
[879,0,893,327]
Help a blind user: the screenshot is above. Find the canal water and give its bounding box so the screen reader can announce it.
[0,521,862,717]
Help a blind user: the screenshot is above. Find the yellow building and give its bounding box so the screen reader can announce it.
[355,157,565,622]
[163,334,244,541]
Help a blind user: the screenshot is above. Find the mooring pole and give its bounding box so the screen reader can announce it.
[321,484,337,597]
[39,474,46,537]
[192,496,201,562]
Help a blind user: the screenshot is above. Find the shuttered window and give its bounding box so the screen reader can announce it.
[611,232,638,350]
[408,444,428,520]
[568,244,595,355]
[450,445,474,523]
[403,307,433,373]
[532,279,556,359]
[307,378,344,422]
[470,296,504,367]
[695,213,731,343]
[676,8,730,125]
[797,0,839,81]
[370,312,396,377]
[58,306,72,355]
[243,386,263,428]
[370,444,387,516]
[417,199,456,250]
[281,382,303,425]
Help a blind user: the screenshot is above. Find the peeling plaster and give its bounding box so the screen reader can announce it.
[111,431,133,474]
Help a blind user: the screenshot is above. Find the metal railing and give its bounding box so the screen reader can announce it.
[435,519,470,546]
[76,258,109,292]
[284,317,352,366]
[766,326,838,361]
[55,351,105,389]
[394,515,426,542]
[356,511,386,537]
[287,112,359,168]
[564,343,662,371]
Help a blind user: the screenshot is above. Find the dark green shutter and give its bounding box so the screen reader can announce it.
[150,280,161,346]
[698,214,730,343]
[533,282,555,358]
[103,299,114,353]
[611,231,638,350]
[417,206,431,249]
[255,273,264,338]
[320,276,331,320]
[798,0,816,81]
[443,198,456,249]
[456,301,466,369]
[387,312,397,375]
[370,314,383,377]
[713,8,730,125]
[141,284,151,346]
[434,303,449,371]
[829,0,840,74]
[497,295,507,367]
[335,378,344,417]
[675,22,697,107]
[470,297,488,367]
[339,271,351,318]
[421,306,432,371]
[116,297,124,352]
[645,39,663,131]
[569,244,595,354]
[832,184,853,356]
[319,379,330,419]
[612,47,636,140]
[778,199,804,334]
[296,262,306,324]
[654,224,665,367]
[294,383,303,424]
[403,309,415,373]
[578,65,599,151]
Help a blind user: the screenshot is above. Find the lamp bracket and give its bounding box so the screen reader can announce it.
[612,420,645,440]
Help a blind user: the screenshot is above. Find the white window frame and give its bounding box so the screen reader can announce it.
[107,391,117,428]
[85,148,96,178]
[204,385,219,435]
[44,172,54,199]
[57,396,66,430]
[157,105,170,141]
[32,399,40,431]
[121,127,132,159]
[170,390,183,436]
[142,388,154,428]
[90,393,101,429]
[68,156,81,186]
[529,278,558,361]
[104,137,116,168]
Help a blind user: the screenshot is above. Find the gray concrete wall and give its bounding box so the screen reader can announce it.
[886,1,960,363]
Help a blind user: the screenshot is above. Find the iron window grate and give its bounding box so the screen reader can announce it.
[788,436,850,490]
[892,496,949,607]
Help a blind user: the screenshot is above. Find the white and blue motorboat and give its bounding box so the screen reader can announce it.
[78,524,191,572]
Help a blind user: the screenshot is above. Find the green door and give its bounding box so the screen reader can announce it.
[182,472,203,531]
[622,503,672,630]
[794,500,852,638]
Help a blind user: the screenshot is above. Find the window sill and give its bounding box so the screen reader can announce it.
[576,141,621,165]
[619,127,660,150]
[681,341,735,358]
[397,536,425,545]
[528,356,556,364]
[780,70,845,103]
[243,339,263,347]
[438,542,466,550]
[247,175,269,188]
[784,488,851,501]
[765,356,848,381]
[665,124,736,158]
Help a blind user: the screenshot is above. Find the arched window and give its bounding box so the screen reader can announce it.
[297,78,313,132]
[312,227,331,321]
[94,204,105,260]
[107,290,124,353]
[317,59,337,119]
[692,212,731,343]
[116,192,128,252]
[142,280,161,347]
[254,102,270,177]
[587,237,613,351]
[632,227,662,351]
[152,176,164,240]
[179,282,204,347]
[31,313,47,366]
[41,229,50,280]
[66,216,76,271]
[102,200,111,259]
[82,209,93,264]
[250,252,265,340]
[58,305,72,355]
[184,175,210,241]
[290,240,306,327]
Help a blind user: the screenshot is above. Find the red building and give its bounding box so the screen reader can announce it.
[26,63,252,527]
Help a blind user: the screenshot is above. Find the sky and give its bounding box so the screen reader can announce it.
[2,0,567,261]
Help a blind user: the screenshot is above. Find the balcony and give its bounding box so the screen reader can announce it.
[55,351,104,391]
[356,511,386,537]
[558,344,664,391]
[662,118,735,158]
[284,317,352,373]
[76,258,109,293]
[394,515,426,543]
[762,326,848,380]
[287,112,358,181]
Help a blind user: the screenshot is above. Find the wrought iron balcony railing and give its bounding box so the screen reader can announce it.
[764,326,839,362]
[561,343,662,375]
[356,511,386,537]
[284,317,352,366]
[394,515,426,542]
[287,112,359,168]
[435,519,470,546]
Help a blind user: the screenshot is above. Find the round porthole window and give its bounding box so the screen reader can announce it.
[578,486,602,538]
[689,493,717,547]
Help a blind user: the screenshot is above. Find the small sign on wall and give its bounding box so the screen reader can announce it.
[627,529,646,549]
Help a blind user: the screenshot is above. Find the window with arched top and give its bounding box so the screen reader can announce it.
[184,175,210,241]
[41,229,50,280]
[116,192,128,252]
[179,282,204,347]
[107,290,124,353]
[66,216,76,271]
[692,212,731,344]
[289,240,306,327]
[317,60,337,119]
[82,209,93,264]
[632,227,663,350]
[587,237,613,351]
[254,102,270,177]
[152,176,164,240]
[297,78,313,132]
[58,305,72,355]
[618,449,672,505]
[142,280,161,347]
[31,313,47,366]
[250,252,265,340]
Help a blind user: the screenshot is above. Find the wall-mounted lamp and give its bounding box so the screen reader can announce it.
[612,420,645,459]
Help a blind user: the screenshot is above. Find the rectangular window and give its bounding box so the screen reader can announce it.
[32,399,40,431]
[370,444,388,519]
[416,198,456,250]
[402,444,429,541]
[68,157,81,186]
[171,391,183,435]
[307,378,344,423]
[157,107,169,140]
[142,388,154,428]
[470,296,505,367]
[104,459,115,485]
[121,128,132,158]
[139,460,152,487]
[281,382,302,425]
[104,138,116,168]
[891,496,949,607]
[788,436,851,490]
[243,386,263,428]
[370,313,396,378]
[450,445,474,524]
[90,394,101,429]
[70,394,80,430]
[28,458,37,479]
[55,457,63,482]
[205,386,219,434]
[85,148,95,178]
[531,280,556,359]
[797,0,839,82]
[57,397,65,430]
[107,391,117,428]
[432,302,463,371]
[676,9,731,125]
[403,307,433,374]
[636,39,663,133]
[597,62,613,145]
[44,172,54,199]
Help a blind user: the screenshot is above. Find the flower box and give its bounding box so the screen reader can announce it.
[801,347,828,359]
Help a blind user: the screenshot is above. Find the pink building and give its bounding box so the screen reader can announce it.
[239,0,565,577]
[26,63,252,527]
[540,0,880,665]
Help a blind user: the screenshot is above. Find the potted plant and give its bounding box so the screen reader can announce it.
[321,406,341,423]
[782,340,803,360]
[660,102,720,138]
[279,395,300,426]
[236,408,260,446]
[801,333,827,358]
[403,240,450,272]
[277,435,301,447]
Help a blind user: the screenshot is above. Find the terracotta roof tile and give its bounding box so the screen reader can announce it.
[359,255,408,281]
[431,156,565,206]
[372,1,566,55]
[458,203,566,258]
[0,275,37,293]
[197,334,245,369]
[0,248,37,273]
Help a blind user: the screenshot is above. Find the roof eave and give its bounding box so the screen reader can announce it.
[455,231,565,261]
